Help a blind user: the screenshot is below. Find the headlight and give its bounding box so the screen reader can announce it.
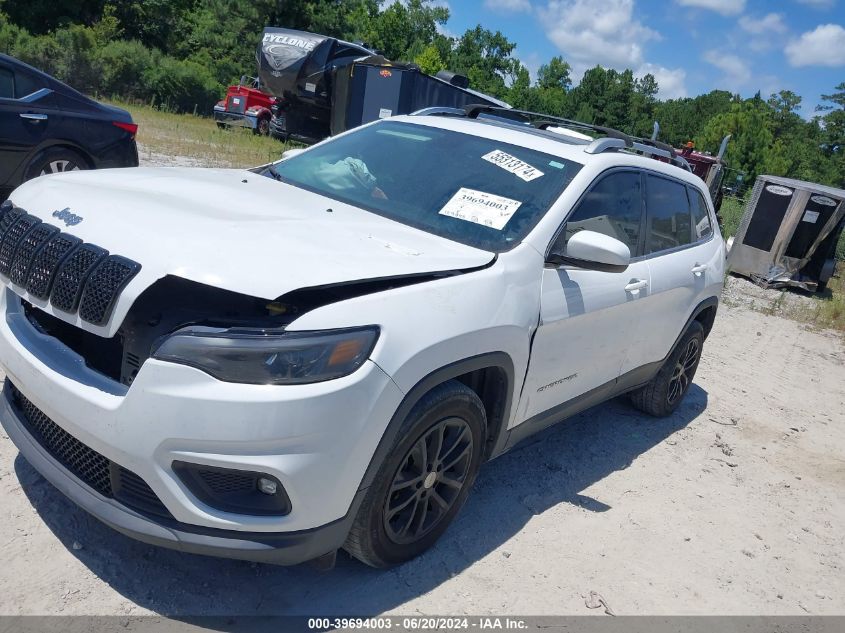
[152,326,379,385]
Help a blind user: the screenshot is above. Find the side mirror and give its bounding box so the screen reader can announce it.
[547,230,630,272]
[281,148,305,160]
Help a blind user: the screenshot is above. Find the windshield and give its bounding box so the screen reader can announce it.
[267,120,582,252]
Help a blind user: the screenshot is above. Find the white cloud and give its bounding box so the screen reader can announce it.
[703,50,751,89]
[739,12,788,51]
[484,0,533,12]
[738,13,787,35]
[637,63,688,99]
[676,0,746,15]
[537,0,659,70]
[785,24,845,66]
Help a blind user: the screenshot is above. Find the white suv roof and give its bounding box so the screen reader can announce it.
[399,106,701,187]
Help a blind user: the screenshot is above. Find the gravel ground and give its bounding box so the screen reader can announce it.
[0,155,842,616]
[1,287,843,616]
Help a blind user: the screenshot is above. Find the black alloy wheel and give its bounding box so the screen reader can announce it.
[667,337,700,406]
[629,320,705,417]
[383,417,473,545]
[344,380,486,568]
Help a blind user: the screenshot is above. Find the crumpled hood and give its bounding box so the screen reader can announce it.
[7,167,493,335]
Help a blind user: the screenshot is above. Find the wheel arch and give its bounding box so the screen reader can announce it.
[25,141,94,174]
[691,296,718,341]
[358,352,516,495]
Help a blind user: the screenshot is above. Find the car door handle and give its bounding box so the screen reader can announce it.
[20,113,47,121]
[624,279,648,292]
[691,264,708,274]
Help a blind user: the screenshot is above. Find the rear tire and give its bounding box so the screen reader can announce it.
[24,147,88,182]
[630,320,704,417]
[344,380,486,568]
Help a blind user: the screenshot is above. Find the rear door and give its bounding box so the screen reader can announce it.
[629,174,717,370]
[0,61,54,186]
[516,169,651,424]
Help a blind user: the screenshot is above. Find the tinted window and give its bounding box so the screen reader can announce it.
[332,44,367,60]
[646,175,691,253]
[0,67,12,99]
[560,171,642,254]
[689,187,713,241]
[13,70,43,98]
[270,121,583,252]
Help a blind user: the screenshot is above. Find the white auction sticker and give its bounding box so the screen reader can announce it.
[378,108,393,119]
[482,150,544,182]
[439,188,522,230]
[304,82,316,93]
[802,210,820,223]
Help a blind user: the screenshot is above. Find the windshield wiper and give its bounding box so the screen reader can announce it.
[265,164,283,181]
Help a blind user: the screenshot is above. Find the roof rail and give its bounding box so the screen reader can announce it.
[585,138,627,154]
[461,104,634,147]
[413,103,693,172]
[411,106,466,117]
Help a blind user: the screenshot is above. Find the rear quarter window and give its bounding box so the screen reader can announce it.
[689,187,713,241]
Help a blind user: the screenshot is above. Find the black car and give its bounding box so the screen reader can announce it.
[0,54,139,199]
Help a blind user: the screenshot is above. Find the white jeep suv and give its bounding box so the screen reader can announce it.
[0,106,725,568]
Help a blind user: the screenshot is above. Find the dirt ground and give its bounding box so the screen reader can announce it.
[0,153,842,616]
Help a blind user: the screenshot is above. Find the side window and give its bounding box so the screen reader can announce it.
[645,174,691,254]
[331,44,368,63]
[560,171,643,255]
[0,67,13,99]
[14,70,43,98]
[689,187,713,241]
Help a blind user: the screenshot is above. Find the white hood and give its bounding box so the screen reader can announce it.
[8,167,493,335]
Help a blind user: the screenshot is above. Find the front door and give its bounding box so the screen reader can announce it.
[515,169,649,425]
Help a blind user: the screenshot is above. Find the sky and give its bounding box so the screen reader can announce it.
[436,0,845,115]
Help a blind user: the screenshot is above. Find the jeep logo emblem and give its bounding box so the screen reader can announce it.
[52,207,82,226]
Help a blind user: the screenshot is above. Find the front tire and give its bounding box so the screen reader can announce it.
[344,380,486,568]
[630,320,704,417]
[254,116,270,136]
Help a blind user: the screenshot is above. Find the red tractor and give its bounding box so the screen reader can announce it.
[213,76,276,135]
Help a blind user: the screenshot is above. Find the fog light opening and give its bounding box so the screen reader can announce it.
[257,477,278,495]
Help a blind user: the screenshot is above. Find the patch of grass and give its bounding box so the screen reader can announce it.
[114,101,300,168]
[719,195,746,239]
[801,263,845,333]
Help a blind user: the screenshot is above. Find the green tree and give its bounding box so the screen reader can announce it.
[366,0,448,60]
[414,43,445,75]
[697,100,775,183]
[448,25,519,98]
[817,82,845,186]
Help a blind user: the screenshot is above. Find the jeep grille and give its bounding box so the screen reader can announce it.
[0,204,140,326]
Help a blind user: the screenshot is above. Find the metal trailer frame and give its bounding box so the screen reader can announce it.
[728,175,845,291]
